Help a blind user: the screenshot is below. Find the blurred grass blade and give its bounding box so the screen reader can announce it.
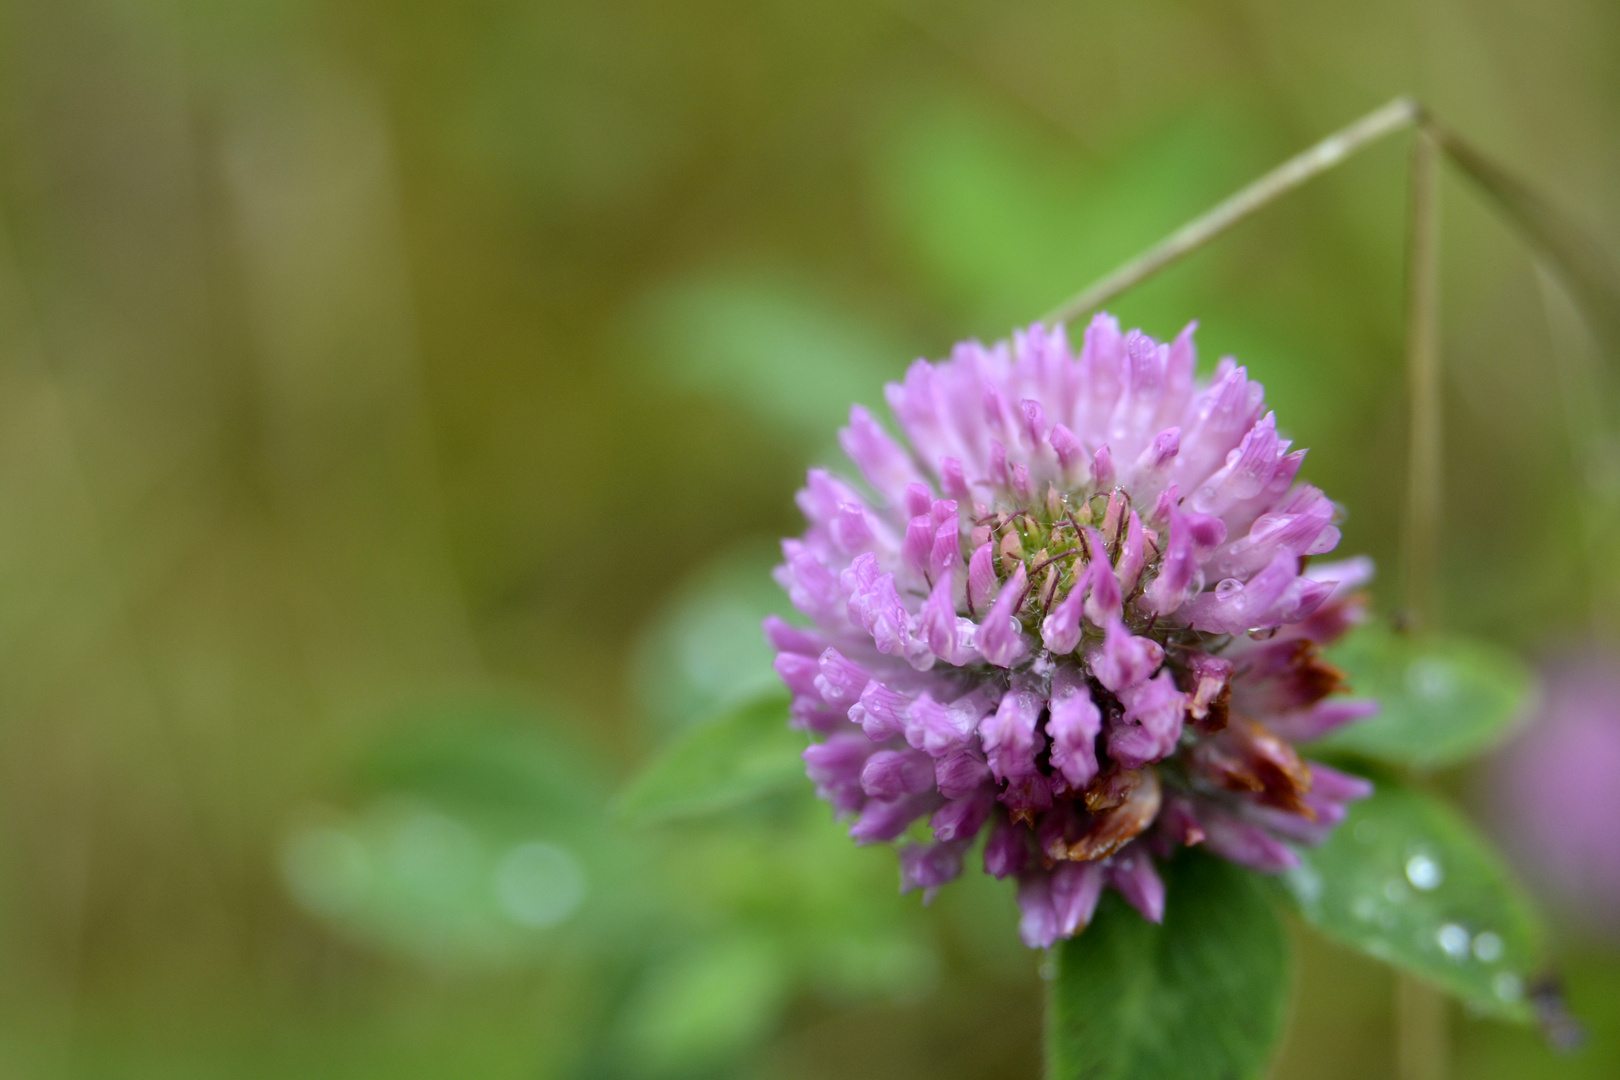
[1315,621,1536,769]
[1047,852,1291,1080]
[617,690,805,823]
[1284,776,1544,1022]
[1428,120,1620,357]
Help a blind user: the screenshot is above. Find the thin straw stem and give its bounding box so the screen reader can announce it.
[1395,124,1449,1080]
[1042,97,1421,326]
[1396,973,1449,1080]
[1401,127,1444,629]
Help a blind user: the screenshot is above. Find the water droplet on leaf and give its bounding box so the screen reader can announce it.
[493,841,587,928]
[1405,853,1442,891]
[1472,932,1504,963]
[1405,658,1456,702]
[1437,923,1471,960]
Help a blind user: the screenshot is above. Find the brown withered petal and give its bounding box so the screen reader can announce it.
[1196,682,1232,734]
[1067,768,1162,861]
[1082,764,1144,813]
[1259,639,1349,710]
[1193,719,1315,816]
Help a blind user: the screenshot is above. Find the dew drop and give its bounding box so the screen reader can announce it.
[1405,853,1443,891]
[1406,658,1456,702]
[493,841,586,928]
[1472,932,1504,963]
[1288,865,1322,906]
[1215,578,1243,600]
[1493,972,1524,1001]
[1437,923,1471,960]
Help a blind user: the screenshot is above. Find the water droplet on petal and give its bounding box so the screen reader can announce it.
[1472,932,1504,963]
[1437,923,1470,960]
[1405,853,1443,891]
[1215,578,1243,600]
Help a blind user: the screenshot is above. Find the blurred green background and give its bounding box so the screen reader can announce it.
[0,1,1617,1077]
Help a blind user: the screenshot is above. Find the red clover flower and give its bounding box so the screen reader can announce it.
[768,315,1375,947]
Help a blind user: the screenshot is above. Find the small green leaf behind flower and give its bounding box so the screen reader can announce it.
[627,538,791,736]
[622,272,917,443]
[1283,775,1544,1022]
[616,690,807,824]
[1313,621,1537,769]
[1047,851,1291,1080]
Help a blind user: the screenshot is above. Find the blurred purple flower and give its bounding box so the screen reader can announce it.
[1487,653,1620,940]
[769,317,1374,947]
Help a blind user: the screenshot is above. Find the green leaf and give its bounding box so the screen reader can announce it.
[1047,851,1291,1080]
[628,538,792,736]
[623,272,915,441]
[616,690,806,823]
[870,96,1262,336]
[1315,621,1536,769]
[616,933,791,1078]
[1283,776,1543,1021]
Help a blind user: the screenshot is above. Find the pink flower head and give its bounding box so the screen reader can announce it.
[770,317,1374,946]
